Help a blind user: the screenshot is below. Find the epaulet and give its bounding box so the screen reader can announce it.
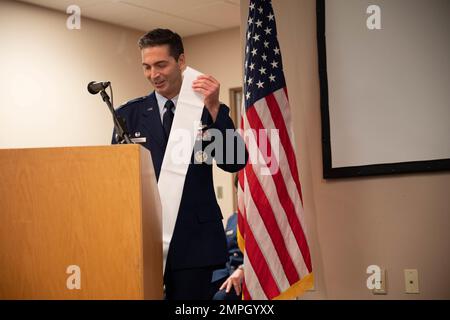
[115,96,146,111]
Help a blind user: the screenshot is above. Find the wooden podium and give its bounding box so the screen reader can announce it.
[0,145,163,299]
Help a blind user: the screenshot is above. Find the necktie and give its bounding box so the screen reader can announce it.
[163,99,175,139]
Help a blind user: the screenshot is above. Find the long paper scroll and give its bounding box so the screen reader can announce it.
[157,66,205,272]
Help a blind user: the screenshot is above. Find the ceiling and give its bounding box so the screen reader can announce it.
[18,0,241,37]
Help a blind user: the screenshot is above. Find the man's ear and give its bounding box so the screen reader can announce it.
[178,53,186,70]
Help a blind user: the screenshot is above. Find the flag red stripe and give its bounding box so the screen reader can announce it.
[242,278,251,300]
[247,104,312,272]
[237,170,246,242]
[265,92,303,203]
[242,206,281,299]
[240,203,252,300]
[244,160,300,285]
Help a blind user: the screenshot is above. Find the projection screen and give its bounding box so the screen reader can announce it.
[317,0,450,178]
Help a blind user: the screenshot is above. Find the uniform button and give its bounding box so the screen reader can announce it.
[233,253,238,257]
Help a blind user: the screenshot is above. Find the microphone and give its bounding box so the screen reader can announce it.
[87,81,110,95]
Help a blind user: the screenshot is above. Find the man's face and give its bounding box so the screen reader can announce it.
[141,45,185,99]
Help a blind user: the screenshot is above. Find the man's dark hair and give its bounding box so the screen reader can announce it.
[138,28,184,61]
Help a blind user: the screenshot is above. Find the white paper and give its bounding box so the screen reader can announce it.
[158,66,205,272]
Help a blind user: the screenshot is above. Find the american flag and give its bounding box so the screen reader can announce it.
[237,0,313,300]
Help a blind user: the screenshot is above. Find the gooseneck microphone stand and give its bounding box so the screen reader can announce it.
[88,81,133,144]
[99,89,133,144]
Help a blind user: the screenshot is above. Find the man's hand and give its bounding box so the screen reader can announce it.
[192,75,220,122]
[219,268,244,295]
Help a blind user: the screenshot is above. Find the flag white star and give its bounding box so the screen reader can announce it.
[247,31,251,40]
[249,3,255,10]
[273,47,280,55]
[269,74,276,82]
[251,48,257,56]
[258,7,264,14]
[247,77,253,85]
[264,41,269,48]
[256,20,263,28]
[246,91,251,99]
[264,27,272,35]
[267,13,274,21]
[249,63,255,70]
[271,60,279,68]
[256,80,264,88]
[252,34,260,42]
[259,66,267,75]
[261,53,268,61]
[248,17,253,25]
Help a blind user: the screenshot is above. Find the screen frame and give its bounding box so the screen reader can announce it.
[316,0,450,179]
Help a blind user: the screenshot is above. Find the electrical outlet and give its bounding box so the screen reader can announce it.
[404,269,419,294]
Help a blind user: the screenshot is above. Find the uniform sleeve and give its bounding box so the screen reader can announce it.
[210,104,248,173]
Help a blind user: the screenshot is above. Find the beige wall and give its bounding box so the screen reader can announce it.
[242,0,450,299]
[0,0,149,148]
[183,28,243,222]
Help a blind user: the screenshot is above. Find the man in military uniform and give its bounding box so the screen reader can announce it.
[112,28,247,300]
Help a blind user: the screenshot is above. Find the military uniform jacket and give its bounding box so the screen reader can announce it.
[112,92,247,271]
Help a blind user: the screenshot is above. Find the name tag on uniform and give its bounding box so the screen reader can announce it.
[226,230,234,236]
[131,137,147,143]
